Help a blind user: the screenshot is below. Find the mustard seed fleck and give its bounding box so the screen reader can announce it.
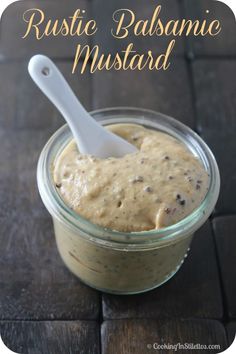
[132,135,139,141]
[144,186,153,193]
[140,158,148,164]
[131,176,144,183]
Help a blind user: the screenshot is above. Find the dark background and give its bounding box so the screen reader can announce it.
[0,1,235,353]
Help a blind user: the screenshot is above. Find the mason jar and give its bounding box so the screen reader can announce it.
[37,107,220,294]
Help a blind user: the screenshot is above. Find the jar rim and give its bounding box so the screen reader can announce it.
[37,107,220,248]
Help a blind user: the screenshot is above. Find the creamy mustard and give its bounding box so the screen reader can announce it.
[54,124,209,232]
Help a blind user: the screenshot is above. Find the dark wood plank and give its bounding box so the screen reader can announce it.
[0,321,99,354]
[92,59,194,127]
[0,215,100,320]
[15,60,92,130]
[92,0,185,55]
[0,61,92,130]
[102,221,223,320]
[183,0,236,56]
[0,65,18,129]
[101,319,227,354]
[0,129,55,218]
[0,129,16,179]
[213,216,236,319]
[0,129,25,219]
[0,0,90,60]
[192,60,236,214]
[200,130,236,214]
[226,322,236,347]
[15,130,55,217]
[192,60,236,133]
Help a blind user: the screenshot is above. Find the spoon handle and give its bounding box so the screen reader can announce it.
[28,55,102,154]
[29,55,137,158]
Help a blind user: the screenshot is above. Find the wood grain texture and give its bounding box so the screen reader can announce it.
[0,129,16,179]
[200,130,236,214]
[213,216,236,319]
[0,321,99,354]
[0,215,100,320]
[0,61,92,130]
[0,129,26,219]
[192,60,236,133]
[0,64,18,129]
[183,0,236,56]
[192,60,236,214]
[92,0,185,55]
[0,129,54,218]
[102,222,223,320]
[101,319,227,354]
[15,130,55,217]
[0,1,234,351]
[0,0,90,60]
[226,322,236,347]
[92,59,194,127]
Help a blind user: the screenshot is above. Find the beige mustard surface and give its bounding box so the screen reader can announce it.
[53,124,209,232]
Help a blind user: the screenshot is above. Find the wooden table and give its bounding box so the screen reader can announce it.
[0,1,235,353]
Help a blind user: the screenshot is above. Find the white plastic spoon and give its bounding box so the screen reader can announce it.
[28,55,137,158]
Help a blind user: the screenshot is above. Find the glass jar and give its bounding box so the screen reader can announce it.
[37,108,220,294]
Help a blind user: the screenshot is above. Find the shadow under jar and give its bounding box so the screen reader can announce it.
[37,107,220,294]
